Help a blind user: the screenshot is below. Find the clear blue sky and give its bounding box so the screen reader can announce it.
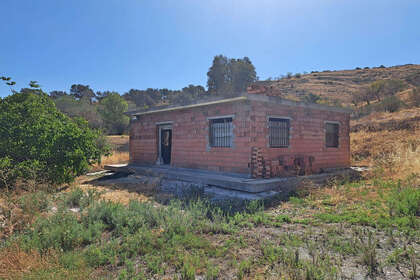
[1,0,420,97]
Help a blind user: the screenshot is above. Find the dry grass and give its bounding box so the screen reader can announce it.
[0,245,55,279]
[101,151,129,166]
[309,182,383,209]
[0,244,92,280]
[261,64,420,105]
[91,135,130,171]
[106,135,129,152]
[77,183,150,205]
[351,108,420,132]
[92,151,129,171]
[351,129,420,178]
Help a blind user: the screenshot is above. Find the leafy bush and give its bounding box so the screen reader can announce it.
[0,90,109,188]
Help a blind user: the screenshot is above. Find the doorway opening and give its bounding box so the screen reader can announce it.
[157,124,172,165]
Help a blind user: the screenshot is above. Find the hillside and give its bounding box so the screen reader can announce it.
[252,64,420,105]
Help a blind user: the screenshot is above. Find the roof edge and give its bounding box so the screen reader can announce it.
[127,93,352,116]
[131,96,248,116]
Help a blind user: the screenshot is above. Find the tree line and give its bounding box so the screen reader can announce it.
[9,55,257,135]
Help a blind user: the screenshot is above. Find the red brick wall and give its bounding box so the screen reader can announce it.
[130,100,252,174]
[129,99,350,176]
[248,100,350,175]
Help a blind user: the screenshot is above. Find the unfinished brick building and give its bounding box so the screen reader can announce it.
[128,92,350,179]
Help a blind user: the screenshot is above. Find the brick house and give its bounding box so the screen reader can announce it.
[128,92,351,178]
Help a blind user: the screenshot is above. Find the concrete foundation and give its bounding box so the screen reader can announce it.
[105,164,358,194]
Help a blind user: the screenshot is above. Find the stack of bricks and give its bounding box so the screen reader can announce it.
[270,160,280,177]
[251,147,263,178]
[251,147,271,179]
[263,159,271,179]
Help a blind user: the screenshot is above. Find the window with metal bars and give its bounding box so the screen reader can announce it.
[325,122,339,147]
[269,118,290,148]
[209,117,233,147]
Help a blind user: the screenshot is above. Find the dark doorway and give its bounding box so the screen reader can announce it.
[160,129,172,164]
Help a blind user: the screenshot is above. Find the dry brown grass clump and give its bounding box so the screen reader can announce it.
[351,129,420,178]
[351,108,420,132]
[91,135,130,171]
[91,151,129,171]
[100,151,129,166]
[0,245,56,280]
[0,245,47,279]
[106,135,129,152]
[77,183,150,205]
[0,244,92,280]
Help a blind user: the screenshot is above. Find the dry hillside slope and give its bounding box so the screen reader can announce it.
[257,64,420,104]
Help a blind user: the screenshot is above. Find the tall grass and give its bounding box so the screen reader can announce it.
[351,129,420,178]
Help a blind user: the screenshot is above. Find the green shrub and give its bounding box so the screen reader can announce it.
[18,191,49,213]
[59,251,87,270]
[84,201,130,233]
[181,261,196,280]
[237,258,252,280]
[302,93,321,104]
[83,239,120,267]
[65,188,85,208]
[0,90,109,188]
[387,182,420,229]
[205,262,219,280]
[27,210,104,252]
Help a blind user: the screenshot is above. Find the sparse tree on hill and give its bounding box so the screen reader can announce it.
[207,55,230,94]
[410,87,420,107]
[50,90,68,99]
[54,95,103,129]
[302,93,321,104]
[70,84,96,103]
[123,88,162,108]
[207,55,257,95]
[98,93,129,135]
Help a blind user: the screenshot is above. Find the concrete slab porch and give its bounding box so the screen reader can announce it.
[104,164,357,193]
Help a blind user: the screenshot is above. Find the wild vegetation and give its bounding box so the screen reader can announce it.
[1,63,419,279]
[1,113,419,279]
[0,160,418,279]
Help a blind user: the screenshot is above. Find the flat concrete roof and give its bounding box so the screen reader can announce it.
[128,93,352,116]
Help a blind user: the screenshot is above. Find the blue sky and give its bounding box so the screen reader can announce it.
[1,0,419,97]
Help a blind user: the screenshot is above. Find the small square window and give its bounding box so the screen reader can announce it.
[269,118,290,148]
[325,123,339,147]
[209,118,233,147]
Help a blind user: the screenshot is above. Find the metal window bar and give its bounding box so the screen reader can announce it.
[210,118,232,147]
[326,123,339,147]
[269,118,290,148]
